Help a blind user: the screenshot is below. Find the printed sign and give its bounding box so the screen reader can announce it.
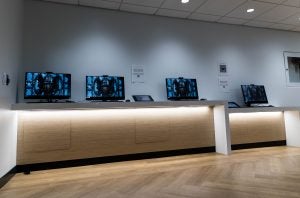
[131,66,145,84]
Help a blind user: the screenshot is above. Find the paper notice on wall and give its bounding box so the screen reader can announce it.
[131,66,145,84]
[219,63,228,75]
[218,76,230,92]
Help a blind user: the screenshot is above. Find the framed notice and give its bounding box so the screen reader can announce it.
[131,66,145,84]
[218,76,230,92]
[284,51,300,87]
[219,63,228,75]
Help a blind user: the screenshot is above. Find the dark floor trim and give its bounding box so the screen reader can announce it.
[17,146,215,173]
[0,167,16,189]
[232,140,286,150]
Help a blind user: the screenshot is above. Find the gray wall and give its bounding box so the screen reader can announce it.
[21,0,300,106]
[0,0,23,177]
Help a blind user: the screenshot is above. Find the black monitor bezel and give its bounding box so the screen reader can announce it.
[241,84,268,105]
[24,72,71,100]
[86,75,125,101]
[166,78,199,100]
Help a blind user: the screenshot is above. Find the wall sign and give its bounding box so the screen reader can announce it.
[218,62,230,92]
[218,76,230,92]
[219,63,228,75]
[131,65,145,84]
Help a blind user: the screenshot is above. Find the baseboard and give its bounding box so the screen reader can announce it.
[232,140,286,150]
[17,146,216,173]
[0,167,16,189]
[15,141,287,173]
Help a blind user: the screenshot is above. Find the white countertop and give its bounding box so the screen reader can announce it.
[11,100,227,110]
[12,101,300,112]
[228,107,300,113]
[228,107,285,113]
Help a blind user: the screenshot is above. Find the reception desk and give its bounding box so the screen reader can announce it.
[12,101,231,165]
[12,102,300,167]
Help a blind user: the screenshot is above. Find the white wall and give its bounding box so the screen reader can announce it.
[21,0,300,106]
[0,0,23,177]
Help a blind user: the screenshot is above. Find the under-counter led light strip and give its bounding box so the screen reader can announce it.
[18,106,211,118]
[229,111,283,120]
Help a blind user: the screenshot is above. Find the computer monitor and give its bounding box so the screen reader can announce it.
[24,72,71,100]
[86,75,125,101]
[241,84,268,106]
[166,77,199,100]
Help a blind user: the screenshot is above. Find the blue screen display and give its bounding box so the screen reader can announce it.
[241,85,268,104]
[24,72,71,99]
[166,78,198,100]
[86,76,125,100]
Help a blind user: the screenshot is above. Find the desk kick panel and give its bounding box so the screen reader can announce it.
[17,107,215,165]
[21,112,71,153]
[135,109,171,144]
[229,112,286,145]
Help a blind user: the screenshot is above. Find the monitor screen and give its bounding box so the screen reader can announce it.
[241,85,268,105]
[86,75,125,100]
[24,72,71,99]
[166,78,199,100]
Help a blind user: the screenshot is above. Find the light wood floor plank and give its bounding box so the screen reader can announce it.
[1,146,300,198]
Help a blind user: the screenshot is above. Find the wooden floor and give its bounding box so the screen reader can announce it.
[1,146,300,198]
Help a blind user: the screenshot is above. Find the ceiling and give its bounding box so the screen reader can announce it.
[38,0,300,32]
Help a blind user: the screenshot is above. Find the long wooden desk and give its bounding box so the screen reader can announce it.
[12,101,231,165]
[12,102,300,166]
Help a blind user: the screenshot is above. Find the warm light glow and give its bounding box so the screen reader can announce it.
[247,8,255,13]
[181,0,189,4]
[132,106,210,116]
[19,106,211,119]
[229,112,283,120]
